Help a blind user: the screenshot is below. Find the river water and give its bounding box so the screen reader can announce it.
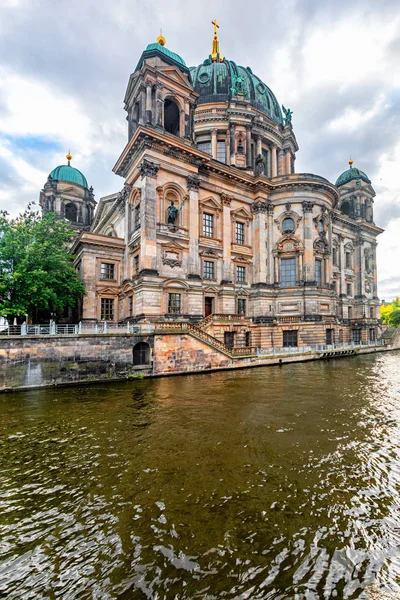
[0,352,399,599]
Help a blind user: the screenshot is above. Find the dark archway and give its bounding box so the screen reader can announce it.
[133,342,151,366]
[65,202,78,222]
[341,200,352,217]
[164,99,180,135]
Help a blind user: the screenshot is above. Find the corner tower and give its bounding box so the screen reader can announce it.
[39,153,96,230]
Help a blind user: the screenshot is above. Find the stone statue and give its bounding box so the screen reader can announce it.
[167,198,185,225]
[282,105,293,125]
[255,153,266,176]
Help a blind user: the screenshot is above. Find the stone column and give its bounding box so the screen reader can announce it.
[302,201,315,283]
[355,238,365,297]
[246,126,252,168]
[139,86,146,125]
[155,83,163,127]
[266,203,274,284]
[145,81,152,124]
[187,175,201,278]
[271,145,278,177]
[211,128,218,159]
[285,151,292,174]
[225,129,230,165]
[139,158,159,272]
[278,150,285,175]
[251,201,267,284]
[274,255,279,284]
[338,234,346,300]
[222,195,232,282]
[371,242,378,298]
[256,136,262,156]
[184,97,190,139]
[230,124,236,166]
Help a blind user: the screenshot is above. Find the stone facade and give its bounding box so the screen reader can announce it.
[68,33,383,348]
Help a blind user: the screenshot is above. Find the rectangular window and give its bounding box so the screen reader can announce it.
[326,329,334,345]
[101,298,114,320]
[134,204,140,230]
[203,260,215,280]
[235,222,245,245]
[348,306,353,319]
[369,328,376,341]
[203,212,214,238]
[133,254,139,274]
[315,259,322,285]
[168,293,181,314]
[245,331,250,347]
[236,265,246,283]
[198,140,212,155]
[129,296,133,316]
[283,330,298,347]
[281,257,296,287]
[352,328,362,344]
[370,307,374,319]
[217,141,226,163]
[345,252,352,269]
[347,283,352,297]
[100,263,115,280]
[332,248,337,266]
[224,331,235,349]
[237,298,246,315]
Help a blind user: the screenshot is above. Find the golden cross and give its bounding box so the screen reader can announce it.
[212,19,219,36]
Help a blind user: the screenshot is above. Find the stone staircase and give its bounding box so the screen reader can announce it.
[154,320,257,358]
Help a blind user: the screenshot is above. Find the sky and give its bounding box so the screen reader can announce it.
[0,0,400,299]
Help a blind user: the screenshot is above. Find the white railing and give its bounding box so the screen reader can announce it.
[0,321,141,336]
[256,340,385,357]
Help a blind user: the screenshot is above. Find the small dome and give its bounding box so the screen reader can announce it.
[190,59,283,125]
[49,164,88,189]
[136,42,189,74]
[335,165,371,187]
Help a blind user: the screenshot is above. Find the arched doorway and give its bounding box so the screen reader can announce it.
[341,200,352,217]
[65,202,78,222]
[164,99,180,135]
[133,342,151,366]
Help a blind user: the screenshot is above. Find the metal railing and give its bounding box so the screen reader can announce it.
[256,340,385,357]
[0,321,141,336]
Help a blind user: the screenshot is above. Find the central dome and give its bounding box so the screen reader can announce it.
[190,59,283,125]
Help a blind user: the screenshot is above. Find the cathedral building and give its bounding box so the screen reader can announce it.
[44,24,383,348]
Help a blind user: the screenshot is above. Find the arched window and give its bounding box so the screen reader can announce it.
[65,202,77,222]
[164,99,180,135]
[317,220,324,232]
[341,201,352,216]
[133,342,151,366]
[282,217,295,233]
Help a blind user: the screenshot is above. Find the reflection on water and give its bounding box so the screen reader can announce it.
[0,352,400,599]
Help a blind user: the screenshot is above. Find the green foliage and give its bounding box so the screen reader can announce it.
[381,298,400,327]
[0,205,85,320]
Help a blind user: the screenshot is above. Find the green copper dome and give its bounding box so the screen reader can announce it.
[49,164,88,189]
[335,166,371,187]
[190,59,283,125]
[136,42,189,74]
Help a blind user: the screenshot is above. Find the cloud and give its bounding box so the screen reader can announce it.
[0,0,399,298]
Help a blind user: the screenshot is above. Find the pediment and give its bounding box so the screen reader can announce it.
[157,66,192,89]
[231,207,252,221]
[161,240,186,251]
[96,286,119,296]
[162,278,189,289]
[200,196,222,211]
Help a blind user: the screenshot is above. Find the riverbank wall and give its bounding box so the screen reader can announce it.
[0,331,398,392]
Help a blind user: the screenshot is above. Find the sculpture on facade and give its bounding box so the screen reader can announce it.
[167,197,186,225]
[282,105,293,125]
[255,153,266,176]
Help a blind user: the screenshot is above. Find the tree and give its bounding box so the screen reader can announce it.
[0,206,85,322]
[381,298,400,327]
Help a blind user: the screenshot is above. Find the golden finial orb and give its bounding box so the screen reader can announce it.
[157,33,166,46]
[66,151,72,166]
[348,158,354,168]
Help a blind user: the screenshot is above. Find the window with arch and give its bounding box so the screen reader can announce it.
[65,202,77,222]
[317,220,324,233]
[282,217,295,234]
[164,98,180,135]
[133,342,150,366]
